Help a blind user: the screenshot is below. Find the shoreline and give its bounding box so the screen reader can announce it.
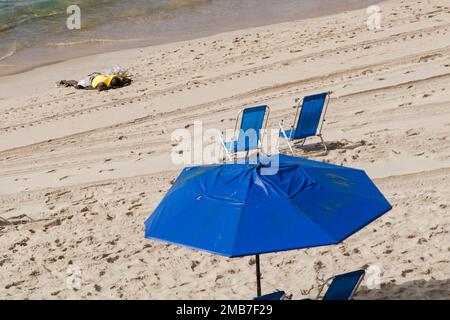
[0,0,379,78]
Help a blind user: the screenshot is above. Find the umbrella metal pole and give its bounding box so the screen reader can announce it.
[255,254,261,297]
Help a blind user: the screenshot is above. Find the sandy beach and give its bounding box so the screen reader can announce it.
[1,0,449,299]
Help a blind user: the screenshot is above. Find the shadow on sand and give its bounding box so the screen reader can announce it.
[355,278,450,300]
[288,139,368,156]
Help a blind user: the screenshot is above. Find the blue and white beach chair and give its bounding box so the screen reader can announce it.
[279,92,330,154]
[220,105,270,160]
[318,269,366,300]
[253,291,286,301]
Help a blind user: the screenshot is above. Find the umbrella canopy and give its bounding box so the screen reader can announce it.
[145,154,392,258]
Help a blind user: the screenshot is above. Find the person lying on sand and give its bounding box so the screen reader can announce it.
[57,70,132,91]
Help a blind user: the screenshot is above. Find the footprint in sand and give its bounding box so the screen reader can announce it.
[99,169,115,173]
[406,129,421,137]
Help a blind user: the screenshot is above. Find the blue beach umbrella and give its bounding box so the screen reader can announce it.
[145,154,392,297]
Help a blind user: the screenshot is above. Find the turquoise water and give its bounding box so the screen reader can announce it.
[0,0,378,75]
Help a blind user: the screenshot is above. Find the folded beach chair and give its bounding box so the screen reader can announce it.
[220,105,270,160]
[317,269,365,300]
[279,92,330,154]
[253,291,286,301]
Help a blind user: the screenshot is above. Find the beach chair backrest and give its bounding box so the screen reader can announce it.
[322,269,365,300]
[293,93,328,139]
[236,105,268,152]
[253,291,285,301]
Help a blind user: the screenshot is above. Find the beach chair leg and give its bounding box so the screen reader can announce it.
[299,138,306,147]
[218,134,233,162]
[286,139,294,155]
[278,123,294,155]
[318,134,327,152]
